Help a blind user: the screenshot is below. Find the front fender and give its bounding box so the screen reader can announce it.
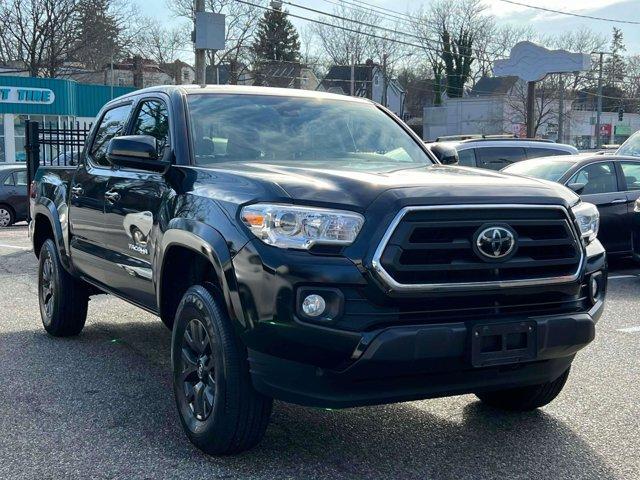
[156,218,247,329]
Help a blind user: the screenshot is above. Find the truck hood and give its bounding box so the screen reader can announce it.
[204,162,580,211]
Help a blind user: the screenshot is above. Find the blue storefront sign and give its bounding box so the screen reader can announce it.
[0,86,55,104]
[0,76,135,163]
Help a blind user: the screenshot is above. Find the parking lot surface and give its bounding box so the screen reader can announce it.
[0,225,638,480]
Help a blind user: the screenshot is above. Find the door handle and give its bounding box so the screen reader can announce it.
[70,185,84,196]
[104,190,121,203]
[610,198,627,204]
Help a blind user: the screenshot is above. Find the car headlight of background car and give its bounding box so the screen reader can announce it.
[572,202,599,243]
[241,204,365,249]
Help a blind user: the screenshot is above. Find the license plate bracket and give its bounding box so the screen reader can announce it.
[471,321,537,368]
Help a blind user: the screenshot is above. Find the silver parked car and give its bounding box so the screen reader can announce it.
[426,135,578,170]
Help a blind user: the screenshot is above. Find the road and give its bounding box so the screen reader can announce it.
[0,225,638,480]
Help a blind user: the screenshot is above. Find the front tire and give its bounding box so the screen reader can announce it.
[171,285,273,455]
[476,368,570,411]
[38,239,89,336]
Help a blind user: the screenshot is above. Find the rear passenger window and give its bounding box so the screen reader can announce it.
[457,149,476,167]
[527,147,571,158]
[14,171,27,186]
[475,147,526,170]
[3,174,14,186]
[89,104,132,167]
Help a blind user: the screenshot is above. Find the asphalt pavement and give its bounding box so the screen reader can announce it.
[0,225,638,480]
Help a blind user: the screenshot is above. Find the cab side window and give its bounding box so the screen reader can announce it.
[568,162,617,194]
[527,147,571,159]
[132,100,170,158]
[475,147,526,170]
[457,148,477,167]
[89,104,133,167]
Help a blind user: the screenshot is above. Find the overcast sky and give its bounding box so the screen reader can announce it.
[138,0,640,57]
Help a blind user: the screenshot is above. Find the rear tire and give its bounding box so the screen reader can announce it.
[38,239,89,337]
[476,368,570,411]
[0,205,14,227]
[171,285,273,455]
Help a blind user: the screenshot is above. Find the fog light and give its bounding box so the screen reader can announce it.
[302,294,326,317]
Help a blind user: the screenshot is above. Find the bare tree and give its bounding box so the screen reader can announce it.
[311,3,377,66]
[414,0,492,99]
[472,23,536,83]
[0,0,84,77]
[508,77,559,137]
[624,55,640,105]
[542,27,607,94]
[131,19,191,65]
[168,0,261,84]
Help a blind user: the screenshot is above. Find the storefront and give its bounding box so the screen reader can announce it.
[0,76,134,163]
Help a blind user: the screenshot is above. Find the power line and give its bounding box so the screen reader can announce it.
[269,0,501,65]
[496,0,640,25]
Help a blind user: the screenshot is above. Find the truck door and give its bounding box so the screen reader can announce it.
[101,98,172,310]
[69,102,133,285]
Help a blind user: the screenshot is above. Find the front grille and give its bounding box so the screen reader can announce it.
[374,205,583,291]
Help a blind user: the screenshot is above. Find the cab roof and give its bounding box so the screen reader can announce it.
[113,84,373,105]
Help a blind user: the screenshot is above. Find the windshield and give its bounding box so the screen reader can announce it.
[186,94,432,170]
[502,158,577,182]
[617,131,640,157]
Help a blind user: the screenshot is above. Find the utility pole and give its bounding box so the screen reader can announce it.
[526,81,536,138]
[382,53,388,108]
[350,54,355,96]
[595,51,604,149]
[558,75,565,144]
[110,53,114,99]
[592,51,612,149]
[195,0,206,86]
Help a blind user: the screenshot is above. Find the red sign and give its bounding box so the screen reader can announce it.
[600,124,612,137]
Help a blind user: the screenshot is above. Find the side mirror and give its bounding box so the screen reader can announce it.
[567,182,587,194]
[429,144,459,165]
[107,135,171,172]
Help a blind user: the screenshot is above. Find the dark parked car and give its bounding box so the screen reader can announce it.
[31,86,606,455]
[503,154,640,257]
[0,164,28,227]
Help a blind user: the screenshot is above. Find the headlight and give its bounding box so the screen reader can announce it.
[572,202,599,243]
[240,204,364,249]
[634,198,640,213]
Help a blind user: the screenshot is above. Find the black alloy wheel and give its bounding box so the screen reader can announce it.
[40,252,55,325]
[180,319,217,421]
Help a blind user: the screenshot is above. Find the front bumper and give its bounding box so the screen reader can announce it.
[233,237,607,408]
[249,300,603,408]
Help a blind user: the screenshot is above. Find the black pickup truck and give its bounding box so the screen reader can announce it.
[30,85,607,455]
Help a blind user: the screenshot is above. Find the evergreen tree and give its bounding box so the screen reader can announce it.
[252,4,301,63]
[604,27,626,87]
[73,0,122,70]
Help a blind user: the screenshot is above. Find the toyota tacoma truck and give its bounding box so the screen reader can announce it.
[30,86,607,455]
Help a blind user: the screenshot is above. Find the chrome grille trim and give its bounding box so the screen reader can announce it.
[371,204,585,292]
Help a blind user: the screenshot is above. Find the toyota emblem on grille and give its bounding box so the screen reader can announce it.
[475,226,516,260]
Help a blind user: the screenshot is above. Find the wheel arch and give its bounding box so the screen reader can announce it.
[31,199,70,269]
[157,220,246,331]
